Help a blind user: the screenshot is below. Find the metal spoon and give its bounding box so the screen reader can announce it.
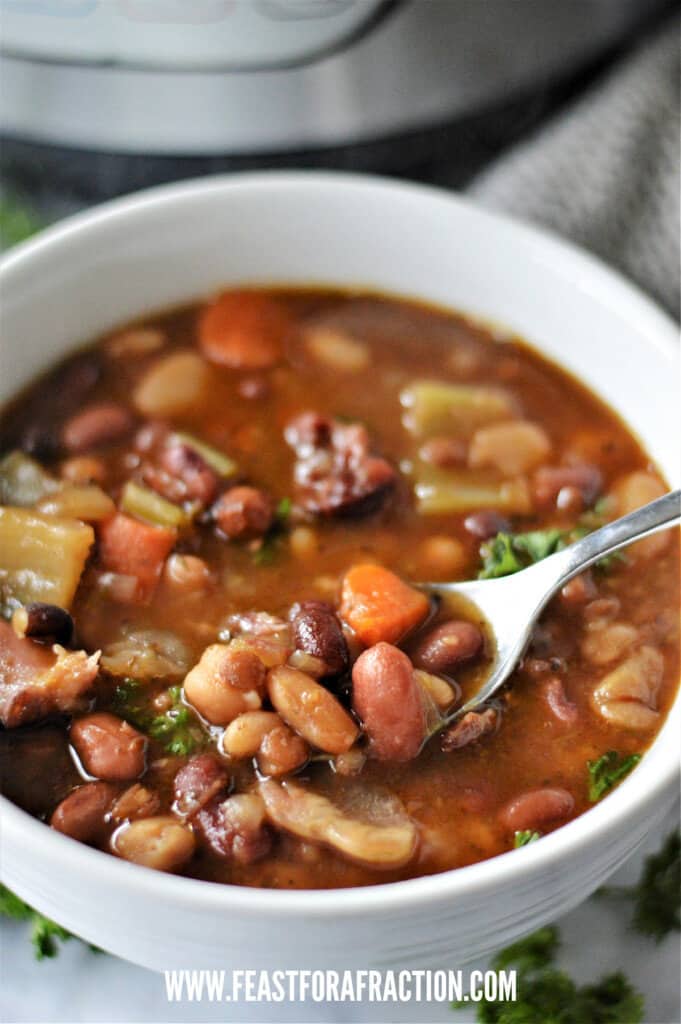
[420,489,681,733]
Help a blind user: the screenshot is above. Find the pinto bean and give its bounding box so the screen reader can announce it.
[70,713,147,782]
[351,643,425,761]
[110,783,161,823]
[62,402,134,453]
[268,665,358,755]
[213,486,274,539]
[500,788,574,832]
[183,644,265,726]
[173,753,230,818]
[417,536,467,578]
[289,601,349,678]
[533,465,602,509]
[112,816,195,872]
[195,793,272,864]
[221,710,309,776]
[50,782,118,843]
[541,677,578,726]
[411,620,483,676]
[158,441,218,505]
[463,510,511,540]
[441,708,498,751]
[418,437,467,468]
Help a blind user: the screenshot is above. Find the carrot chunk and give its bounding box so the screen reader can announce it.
[198,290,289,370]
[340,564,430,646]
[98,513,176,603]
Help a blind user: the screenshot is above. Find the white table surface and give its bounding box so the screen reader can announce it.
[2,811,679,1024]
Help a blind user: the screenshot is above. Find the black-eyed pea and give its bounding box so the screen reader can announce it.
[268,665,358,754]
[112,816,195,872]
[183,644,265,726]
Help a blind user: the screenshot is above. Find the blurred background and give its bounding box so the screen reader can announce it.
[0,1,679,318]
[1,3,680,1022]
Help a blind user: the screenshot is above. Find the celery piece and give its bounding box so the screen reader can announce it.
[120,480,191,529]
[400,381,515,437]
[0,507,94,610]
[171,432,237,477]
[414,469,531,515]
[0,451,59,507]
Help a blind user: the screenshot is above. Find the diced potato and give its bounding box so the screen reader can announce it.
[120,481,192,529]
[414,468,532,515]
[0,507,94,611]
[0,451,59,507]
[37,484,116,522]
[400,381,516,437]
[133,350,210,417]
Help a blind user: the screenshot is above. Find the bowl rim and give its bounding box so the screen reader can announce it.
[0,169,679,918]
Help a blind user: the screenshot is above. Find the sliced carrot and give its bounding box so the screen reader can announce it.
[198,290,290,370]
[339,564,430,647]
[98,513,176,603]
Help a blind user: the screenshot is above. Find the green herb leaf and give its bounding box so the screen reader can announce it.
[453,925,644,1023]
[0,195,42,249]
[514,830,541,848]
[587,751,641,802]
[478,532,524,578]
[631,831,680,942]
[0,884,85,961]
[276,497,292,521]
[112,678,205,756]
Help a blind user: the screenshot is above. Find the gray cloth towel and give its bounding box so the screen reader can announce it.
[470,18,680,319]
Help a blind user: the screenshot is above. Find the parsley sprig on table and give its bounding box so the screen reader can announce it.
[478,499,624,579]
[112,678,206,757]
[453,925,644,1023]
[599,831,680,943]
[0,885,81,960]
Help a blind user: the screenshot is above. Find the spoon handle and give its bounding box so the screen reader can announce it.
[548,488,680,587]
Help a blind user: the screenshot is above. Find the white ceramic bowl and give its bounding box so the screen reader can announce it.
[0,173,679,973]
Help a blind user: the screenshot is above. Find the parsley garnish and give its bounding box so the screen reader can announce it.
[587,751,641,802]
[0,884,87,960]
[0,194,42,249]
[453,925,644,1023]
[112,679,205,757]
[599,831,680,943]
[514,830,541,848]
[478,507,626,579]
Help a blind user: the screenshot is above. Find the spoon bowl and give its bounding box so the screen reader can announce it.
[421,489,681,730]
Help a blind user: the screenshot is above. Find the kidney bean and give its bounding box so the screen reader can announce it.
[418,437,467,468]
[195,793,272,864]
[113,816,195,872]
[533,465,602,508]
[541,677,578,726]
[500,788,574,832]
[158,441,218,505]
[268,665,359,754]
[351,643,425,761]
[289,601,349,678]
[441,708,498,751]
[11,602,73,646]
[50,781,118,843]
[411,620,483,676]
[110,783,161,823]
[183,644,266,726]
[463,510,510,540]
[70,713,147,782]
[62,402,134,453]
[213,486,274,539]
[173,753,230,818]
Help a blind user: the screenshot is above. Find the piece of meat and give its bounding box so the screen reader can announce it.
[0,620,99,728]
[284,412,397,517]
